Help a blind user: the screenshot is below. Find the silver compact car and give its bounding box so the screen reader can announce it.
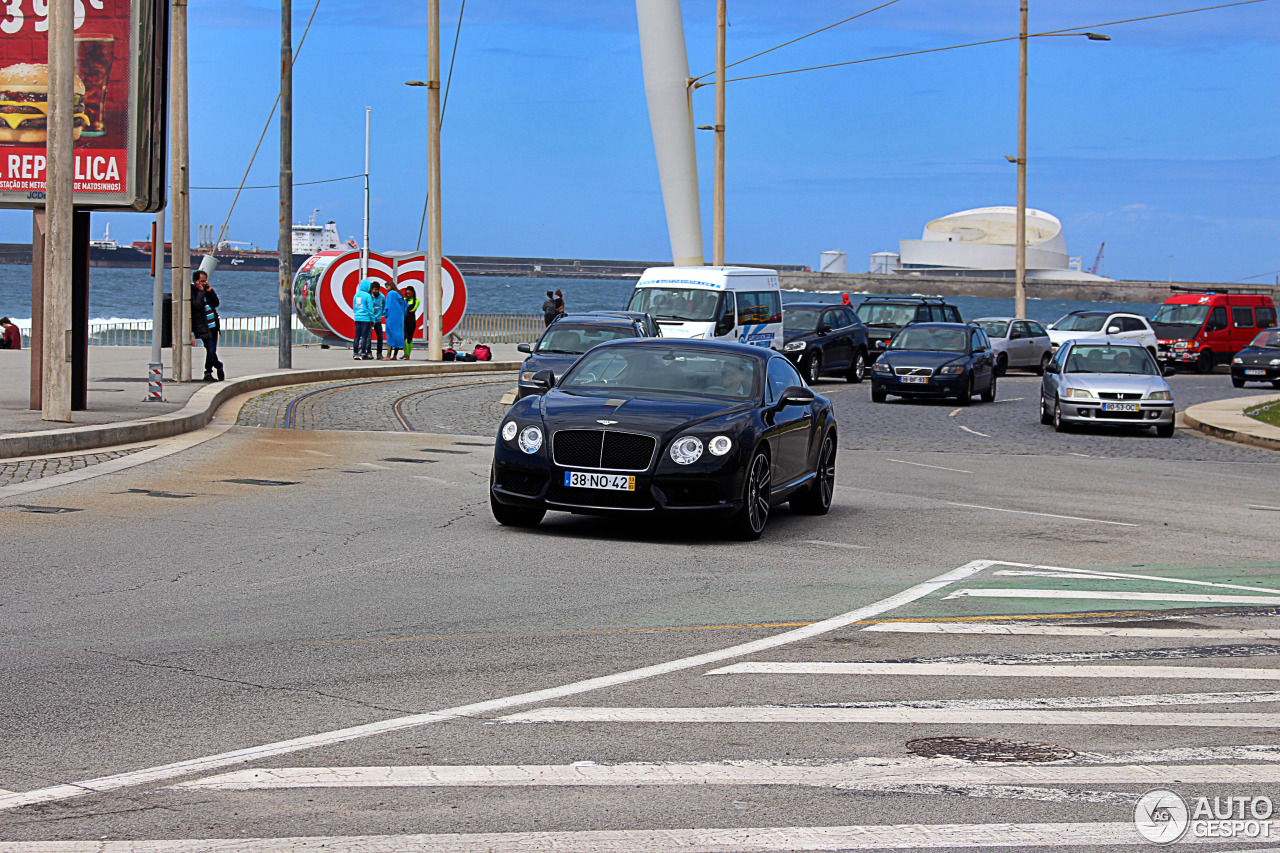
[1040,339,1177,437]
[975,317,1053,375]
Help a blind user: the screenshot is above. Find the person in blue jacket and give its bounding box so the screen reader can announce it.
[352,278,376,360]
[382,282,408,360]
[365,282,387,359]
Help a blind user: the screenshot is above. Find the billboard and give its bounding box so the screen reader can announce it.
[0,0,167,211]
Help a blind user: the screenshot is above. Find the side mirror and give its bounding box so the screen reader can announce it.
[1044,362,1059,374]
[517,343,532,354]
[1163,365,1177,377]
[531,369,554,389]
[816,323,832,336]
[778,385,815,407]
[1106,326,1121,335]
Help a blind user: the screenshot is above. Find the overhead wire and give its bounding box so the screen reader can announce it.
[193,174,362,191]
[712,0,1269,85]
[417,0,467,251]
[214,0,324,248]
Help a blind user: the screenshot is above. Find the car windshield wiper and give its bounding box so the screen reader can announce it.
[538,349,582,355]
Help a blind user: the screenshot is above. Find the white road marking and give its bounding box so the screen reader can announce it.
[499,706,1280,728]
[865,622,1280,639]
[992,570,1119,580]
[355,462,392,470]
[0,822,1222,852]
[0,561,995,811]
[706,661,1280,680]
[948,408,961,417]
[958,425,991,437]
[947,588,1280,605]
[298,449,334,457]
[800,540,868,550]
[1077,744,1280,765]
[174,761,1280,791]
[886,459,973,474]
[1002,562,1280,596]
[1249,505,1280,512]
[946,502,1137,527]
[800,690,1280,710]
[987,397,1025,404]
[855,783,1135,804]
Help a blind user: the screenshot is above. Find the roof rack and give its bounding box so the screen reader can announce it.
[1171,285,1275,296]
[858,295,952,303]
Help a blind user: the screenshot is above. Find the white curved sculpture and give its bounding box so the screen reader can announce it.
[899,206,1091,277]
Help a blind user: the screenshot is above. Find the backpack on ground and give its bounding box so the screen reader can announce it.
[473,344,491,361]
[442,348,457,361]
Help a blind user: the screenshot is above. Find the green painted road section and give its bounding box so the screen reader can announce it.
[878,560,1280,621]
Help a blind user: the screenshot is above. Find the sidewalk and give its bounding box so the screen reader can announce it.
[1184,393,1280,452]
[0,343,523,457]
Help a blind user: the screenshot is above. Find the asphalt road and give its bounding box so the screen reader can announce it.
[1,369,1278,851]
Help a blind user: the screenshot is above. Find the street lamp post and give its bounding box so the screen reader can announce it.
[1012,6,1109,319]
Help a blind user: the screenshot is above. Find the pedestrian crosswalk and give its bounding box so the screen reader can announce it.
[6,557,1280,851]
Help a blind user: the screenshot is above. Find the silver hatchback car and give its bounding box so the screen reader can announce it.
[975,317,1053,375]
[1040,339,1177,437]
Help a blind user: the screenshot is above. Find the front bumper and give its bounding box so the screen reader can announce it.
[873,372,968,397]
[1058,400,1175,427]
[1158,345,1198,366]
[1232,366,1280,383]
[491,458,745,517]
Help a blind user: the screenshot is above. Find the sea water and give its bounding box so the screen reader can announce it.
[0,264,1162,330]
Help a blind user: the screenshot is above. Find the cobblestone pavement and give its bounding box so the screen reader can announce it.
[0,446,151,487]
[236,373,517,434]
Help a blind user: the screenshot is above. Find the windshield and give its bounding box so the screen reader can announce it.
[1152,304,1210,326]
[561,347,759,400]
[1052,313,1108,332]
[1249,330,1280,348]
[1064,344,1160,376]
[784,307,823,332]
[856,303,916,327]
[627,287,722,322]
[976,320,1010,339]
[890,326,967,353]
[535,324,636,355]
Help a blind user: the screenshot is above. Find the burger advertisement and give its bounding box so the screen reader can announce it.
[0,0,167,211]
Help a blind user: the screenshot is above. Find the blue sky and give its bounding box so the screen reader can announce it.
[5,0,1277,283]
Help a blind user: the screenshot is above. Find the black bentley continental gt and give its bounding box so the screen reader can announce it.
[490,339,838,540]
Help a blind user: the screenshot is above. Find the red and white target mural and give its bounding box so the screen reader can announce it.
[292,250,468,343]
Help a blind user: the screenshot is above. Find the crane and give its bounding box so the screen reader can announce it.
[1088,242,1105,276]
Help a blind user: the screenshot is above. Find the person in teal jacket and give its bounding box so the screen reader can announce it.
[382,283,408,360]
[352,279,376,360]
[366,282,387,359]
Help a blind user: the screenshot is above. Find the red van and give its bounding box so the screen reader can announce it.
[1151,288,1278,373]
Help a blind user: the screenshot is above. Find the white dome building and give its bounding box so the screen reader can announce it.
[895,206,1109,281]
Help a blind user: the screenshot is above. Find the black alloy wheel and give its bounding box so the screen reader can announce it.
[1035,352,1051,376]
[490,492,546,528]
[981,372,997,403]
[956,376,973,406]
[792,432,836,515]
[995,353,1008,377]
[729,450,772,541]
[1195,349,1214,374]
[804,352,822,384]
[846,350,867,383]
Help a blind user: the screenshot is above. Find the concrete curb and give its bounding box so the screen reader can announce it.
[0,360,521,459]
[1184,393,1280,452]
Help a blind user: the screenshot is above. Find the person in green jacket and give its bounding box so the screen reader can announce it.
[402,286,420,359]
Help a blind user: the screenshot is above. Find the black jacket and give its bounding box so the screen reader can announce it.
[192,287,220,337]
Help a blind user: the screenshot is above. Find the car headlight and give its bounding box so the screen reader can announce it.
[1233,357,1243,365]
[1147,390,1172,400]
[1063,387,1094,399]
[1175,341,1189,349]
[783,341,806,352]
[708,435,733,456]
[501,421,518,441]
[873,362,892,374]
[520,371,536,382]
[937,365,965,375]
[669,436,704,465]
[518,425,543,454]
[1271,358,1280,366]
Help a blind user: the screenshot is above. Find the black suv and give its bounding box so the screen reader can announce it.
[856,296,963,351]
[781,302,870,384]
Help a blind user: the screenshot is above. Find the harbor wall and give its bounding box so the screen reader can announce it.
[779,271,1280,305]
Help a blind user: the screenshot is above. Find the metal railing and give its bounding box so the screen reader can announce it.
[71,313,546,347]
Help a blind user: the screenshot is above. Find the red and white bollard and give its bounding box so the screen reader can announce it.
[146,362,164,402]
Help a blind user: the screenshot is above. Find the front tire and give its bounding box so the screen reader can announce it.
[871,385,887,403]
[995,354,1008,377]
[981,372,997,403]
[1155,421,1175,438]
[490,492,546,528]
[1053,398,1069,433]
[846,350,867,383]
[956,376,973,406]
[1232,375,1246,388]
[803,352,822,384]
[728,449,772,541]
[1195,349,1213,374]
[1040,394,1053,425]
[791,432,836,516]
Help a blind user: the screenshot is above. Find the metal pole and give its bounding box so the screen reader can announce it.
[278,0,293,368]
[42,0,73,422]
[713,0,725,267]
[361,106,370,278]
[426,0,443,360]
[1014,0,1028,319]
[171,0,191,381]
[148,213,164,401]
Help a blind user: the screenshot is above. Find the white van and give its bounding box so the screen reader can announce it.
[626,266,783,350]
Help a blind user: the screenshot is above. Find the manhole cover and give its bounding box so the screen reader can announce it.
[907,737,1074,763]
[15,505,83,514]
[222,478,299,487]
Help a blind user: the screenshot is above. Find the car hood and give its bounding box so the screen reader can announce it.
[783,329,816,344]
[522,352,582,378]
[879,349,968,368]
[539,390,749,434]
[1058,373,1172,396]
[1152,322,1199,342]
[1236,346,1280,365]
[1048,328,1107,345]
